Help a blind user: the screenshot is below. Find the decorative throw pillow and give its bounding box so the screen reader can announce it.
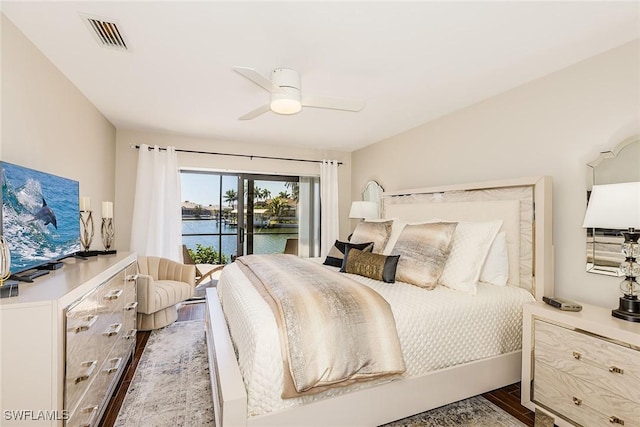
[479,231,509,286]
[342,248,400,283]
[324,240,373,268]
[350,220,393,254]
[391,222,457,289]
[438,220,503,294]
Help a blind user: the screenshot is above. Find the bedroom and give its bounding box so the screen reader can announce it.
[1,1,639,426]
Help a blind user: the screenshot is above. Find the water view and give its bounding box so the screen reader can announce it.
[182,219,298,261]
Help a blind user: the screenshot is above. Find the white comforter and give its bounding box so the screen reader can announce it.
[217,258,534,417]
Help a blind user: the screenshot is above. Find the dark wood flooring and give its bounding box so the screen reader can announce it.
[99,302,534,427]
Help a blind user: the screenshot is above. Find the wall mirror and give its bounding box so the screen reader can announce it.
[362,180,384,219]
[586,136,640,275]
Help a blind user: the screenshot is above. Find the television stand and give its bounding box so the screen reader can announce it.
[37,261,64,271]
[11,269,50,283]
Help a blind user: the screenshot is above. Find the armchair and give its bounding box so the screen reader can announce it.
[136,256,196,331]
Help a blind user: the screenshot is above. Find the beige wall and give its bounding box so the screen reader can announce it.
[1,14,116,252]
[352,40,640,308]
[115,129,352,251]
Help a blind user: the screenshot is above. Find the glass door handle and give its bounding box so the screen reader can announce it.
[239,227,245,243]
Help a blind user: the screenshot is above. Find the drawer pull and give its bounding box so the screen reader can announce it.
[73,315,98,333]
[124,301,139,311]
[608,366,624,374]
[572,351,582,360]
[103,357,123,374]
[125,274,138,283]
[609,416,624,425]
[103,323,122,337]
[79,405,98,427]
[572,396,582,406]
[104,289,123,300]
[75,360,97,384]
[125,329,137,340]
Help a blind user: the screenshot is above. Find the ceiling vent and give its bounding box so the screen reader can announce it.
[81,14,128,50]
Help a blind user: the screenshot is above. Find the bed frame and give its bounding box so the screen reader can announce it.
[205,175,554,427]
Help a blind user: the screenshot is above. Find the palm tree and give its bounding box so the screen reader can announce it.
[261,188,271,201]
[224,189,237,208]
[267,197,286,218]
[278,190,290,199]
[285,182,299,201]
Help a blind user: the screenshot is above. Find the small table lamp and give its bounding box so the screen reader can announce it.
[583,182,640,322]
[349,201,378,220]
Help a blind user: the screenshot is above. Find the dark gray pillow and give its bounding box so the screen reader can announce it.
[342,248,400,283]
[323,240,373,268]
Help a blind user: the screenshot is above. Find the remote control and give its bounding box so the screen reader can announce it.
[543,296,582,312]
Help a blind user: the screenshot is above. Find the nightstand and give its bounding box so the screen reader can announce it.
[521,301,640,427]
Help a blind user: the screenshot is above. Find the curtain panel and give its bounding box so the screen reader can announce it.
[130,145,182,260]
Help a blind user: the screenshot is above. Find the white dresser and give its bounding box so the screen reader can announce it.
[522,301,640,427]
[0,252,137,427]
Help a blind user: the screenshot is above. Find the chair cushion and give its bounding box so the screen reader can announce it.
[149,280,193,312]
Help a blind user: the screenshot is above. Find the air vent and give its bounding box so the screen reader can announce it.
[81,14,128,50]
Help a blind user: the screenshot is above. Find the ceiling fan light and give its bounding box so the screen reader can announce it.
[271,98,302,115]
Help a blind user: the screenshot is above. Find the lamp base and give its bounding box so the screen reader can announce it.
[612,295,640,323]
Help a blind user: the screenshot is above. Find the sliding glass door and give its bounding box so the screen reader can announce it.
[181,171,320,262]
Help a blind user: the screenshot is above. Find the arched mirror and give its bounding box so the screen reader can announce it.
[362,181,384,219]
[586,136,640,275]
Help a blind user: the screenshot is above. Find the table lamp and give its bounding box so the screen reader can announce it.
[583,182,640,322]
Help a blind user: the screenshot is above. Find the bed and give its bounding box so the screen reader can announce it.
[205,176,554,427]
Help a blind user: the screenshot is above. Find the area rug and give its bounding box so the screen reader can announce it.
[114,321,214,427]
[116,319,525,426]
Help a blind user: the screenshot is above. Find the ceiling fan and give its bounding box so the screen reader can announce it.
[233,66,365,120]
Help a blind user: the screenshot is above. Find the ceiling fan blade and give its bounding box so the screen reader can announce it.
[301,95,365,112]
[233,66,284,94]
[239,104,271,120]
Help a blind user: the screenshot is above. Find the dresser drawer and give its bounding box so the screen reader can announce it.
[534,319,640,403]
[534,361,639,427]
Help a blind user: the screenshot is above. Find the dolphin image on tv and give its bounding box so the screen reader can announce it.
[32,198,58,229]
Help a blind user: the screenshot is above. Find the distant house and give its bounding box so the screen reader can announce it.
[181,202,219,219]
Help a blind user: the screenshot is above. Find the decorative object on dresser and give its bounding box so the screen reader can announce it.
[521,301,640,427]
[0,235,19,298]
[100,201,116,255]
[0,252,137,427]
[583,182,640,322]
[79,196,99,257]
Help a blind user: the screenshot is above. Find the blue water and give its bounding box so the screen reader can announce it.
[182,219,297,261]
[1,162,81,273]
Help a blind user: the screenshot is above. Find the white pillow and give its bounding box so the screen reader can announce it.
[479,231,509,286]
[438,220,502,295]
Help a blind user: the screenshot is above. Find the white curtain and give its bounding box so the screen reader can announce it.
[320,160,340,257]
[130,144,182,261]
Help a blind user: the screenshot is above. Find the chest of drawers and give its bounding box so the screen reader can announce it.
[522,302,640,427]
[0,253,137,427]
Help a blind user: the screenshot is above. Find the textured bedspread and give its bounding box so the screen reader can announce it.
[218,258,535,417]
[236,254,405,398]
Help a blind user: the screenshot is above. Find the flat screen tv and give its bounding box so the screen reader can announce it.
[1,161,81,279]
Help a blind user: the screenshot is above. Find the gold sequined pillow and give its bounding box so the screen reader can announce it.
[342,248,400,283]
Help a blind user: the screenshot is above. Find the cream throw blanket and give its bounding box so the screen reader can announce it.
[236,254,405,398]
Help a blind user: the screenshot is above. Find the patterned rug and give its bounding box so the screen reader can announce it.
[116,320,525,426]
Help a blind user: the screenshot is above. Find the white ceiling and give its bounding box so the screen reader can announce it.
[2,1,639,152]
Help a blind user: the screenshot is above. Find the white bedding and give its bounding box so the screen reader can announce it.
[217,258,534,417]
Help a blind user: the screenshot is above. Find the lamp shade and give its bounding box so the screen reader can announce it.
[583,182,640,229]
[349,201,378,220]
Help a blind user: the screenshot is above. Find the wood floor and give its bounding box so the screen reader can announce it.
[100,302,535,427]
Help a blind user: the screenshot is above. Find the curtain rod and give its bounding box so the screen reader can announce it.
[130,145,342,165]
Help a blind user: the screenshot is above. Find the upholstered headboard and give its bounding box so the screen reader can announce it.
[381,176,553,301]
